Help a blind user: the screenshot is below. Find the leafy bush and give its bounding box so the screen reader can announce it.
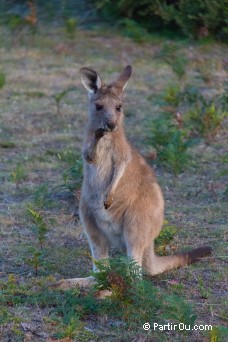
[94,0,228,39]
[120,18,151,43]
[92,256,197,329]
[153,0,228,39]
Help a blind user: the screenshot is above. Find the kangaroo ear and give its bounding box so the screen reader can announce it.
[80,67,102,93]
[114,65,132,91]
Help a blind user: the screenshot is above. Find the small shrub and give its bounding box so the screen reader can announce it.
[26,207,49,275]
[163,84,181,106]
[155,219,177,255]
[120,18,150,43]
[62,157,83,193]
[0,141,15,148]
[187,100,227,141]
[0,71,6,89]
[163,294,197,329]
[25,247,46,277]
[92,257,197,330]
[27,207,48,250]
[209,326,228,342]
[53,87,76,115]
[32,183,53,209]
[180,84,203,104]
[64,17,78,39]
[197,276,211,299]
[148,118,192,175]
[10,164,27,187]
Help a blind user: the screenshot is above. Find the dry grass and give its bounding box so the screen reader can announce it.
[0,24,227,341]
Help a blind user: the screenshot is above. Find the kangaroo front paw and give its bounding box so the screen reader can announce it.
[104,193,113,209]
[83,151,95,164]
[95,128,108,140]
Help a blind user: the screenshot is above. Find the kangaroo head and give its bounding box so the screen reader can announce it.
[80,65,132,132]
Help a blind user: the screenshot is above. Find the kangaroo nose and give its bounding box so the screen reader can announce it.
[106,122,117,131]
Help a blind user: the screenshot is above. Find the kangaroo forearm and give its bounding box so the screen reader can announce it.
[104,161,128,209]
[83,138,98,163]
[83,129,107,163]
[109,162,126,194]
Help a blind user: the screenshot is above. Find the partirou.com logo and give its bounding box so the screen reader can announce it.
[143,322,213,332]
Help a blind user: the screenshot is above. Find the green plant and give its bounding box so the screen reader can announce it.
[27,207,48,250]
[197,276,211,299]
[95,0,227,40]
[0,141,15,148]
[54,316,93,340]
[32,183,53,209]
[92,257,198,331]
[148,118,193,175]
[120,18,150,43]
[153,0,228,39]
[51,150,83,194]
[62,158,83,193]
[5,15,25,30]
[158,43,187,78]
[187,100,227,141]
[155,219,177,255]
[0,258,214,339]
[64,17,78,39]
[163,294,197,329]
[25,207,49,275]
[10,164,27,187]
[0,71,6,89]
[163,84,181,106]
[53,87,76,115]
[93,256,162,327]
[25,247,46,277]
[209,326,228,342]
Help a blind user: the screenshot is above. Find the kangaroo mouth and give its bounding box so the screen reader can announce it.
[95,125,118,138]
[95,128,108,139]
[105,125,118,132]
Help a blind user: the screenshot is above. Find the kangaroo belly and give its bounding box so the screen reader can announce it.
[80,193,125,249]
[94,205,124,248]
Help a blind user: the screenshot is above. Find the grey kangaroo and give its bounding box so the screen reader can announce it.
[56,66,211,289]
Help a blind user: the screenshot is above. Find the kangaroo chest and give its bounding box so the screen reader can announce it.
[82,164,124,248]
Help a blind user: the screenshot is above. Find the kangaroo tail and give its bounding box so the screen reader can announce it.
[143,245,212,275]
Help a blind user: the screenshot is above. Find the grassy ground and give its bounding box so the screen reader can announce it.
[0,24,227,341]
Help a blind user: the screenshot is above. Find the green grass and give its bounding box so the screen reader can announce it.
[0,23,227,341]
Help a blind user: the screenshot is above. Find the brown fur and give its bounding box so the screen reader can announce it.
[54,66,212,290]
[79,65,212,276]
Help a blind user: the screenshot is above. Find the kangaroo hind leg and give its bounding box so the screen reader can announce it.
[80,202,109,271]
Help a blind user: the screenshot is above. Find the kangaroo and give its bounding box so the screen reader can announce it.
[55,66,211,290]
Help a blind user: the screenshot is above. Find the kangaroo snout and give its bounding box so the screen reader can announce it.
[105,121,117,132]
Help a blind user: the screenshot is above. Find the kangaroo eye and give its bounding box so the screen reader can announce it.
[116,105,122,112]
[95,104,103,111]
